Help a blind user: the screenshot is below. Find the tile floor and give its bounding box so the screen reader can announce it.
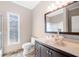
[4,51,35,57]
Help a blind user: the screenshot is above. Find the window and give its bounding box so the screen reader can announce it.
[7,12,20,45]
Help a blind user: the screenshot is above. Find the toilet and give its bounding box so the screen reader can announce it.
[22,37,36,56]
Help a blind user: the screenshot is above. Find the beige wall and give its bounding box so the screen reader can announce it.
[0,1,32,54]
[32,1,53,37]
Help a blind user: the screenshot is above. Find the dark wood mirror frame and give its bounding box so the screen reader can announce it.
[44,1,79,35]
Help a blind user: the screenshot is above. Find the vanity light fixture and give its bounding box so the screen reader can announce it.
[47,1,73,12]
[47,2,57,12]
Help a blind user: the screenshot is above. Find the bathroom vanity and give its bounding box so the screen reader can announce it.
[35,1,79,57]
[38,1,79,57]
[35,38,79,57]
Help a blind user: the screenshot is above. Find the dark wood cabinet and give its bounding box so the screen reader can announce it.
[40,45,49,57]
[35,41,41,57]
[35,41,76,57]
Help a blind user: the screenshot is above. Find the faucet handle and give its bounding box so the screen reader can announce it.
[53,34,59,43]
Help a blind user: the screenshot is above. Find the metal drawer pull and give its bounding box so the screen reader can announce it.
[49,52,52,55]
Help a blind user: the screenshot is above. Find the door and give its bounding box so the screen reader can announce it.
[41,45,49,57]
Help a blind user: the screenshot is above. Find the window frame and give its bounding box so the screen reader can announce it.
[7,12,20,45]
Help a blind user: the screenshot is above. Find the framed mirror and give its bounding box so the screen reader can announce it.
[45,1,79,35]
[45,8,65,33]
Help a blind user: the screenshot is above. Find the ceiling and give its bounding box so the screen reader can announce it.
[12,1,40,10]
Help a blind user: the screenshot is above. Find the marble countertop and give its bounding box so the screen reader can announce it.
[35,37,79,57]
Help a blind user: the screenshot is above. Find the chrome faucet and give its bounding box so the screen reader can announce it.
[53,29,64,44]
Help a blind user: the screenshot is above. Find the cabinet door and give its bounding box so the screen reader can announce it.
[50,50,66,57]
[41,45,49,57]
[54,51,66,57]
[35,42,41,57]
